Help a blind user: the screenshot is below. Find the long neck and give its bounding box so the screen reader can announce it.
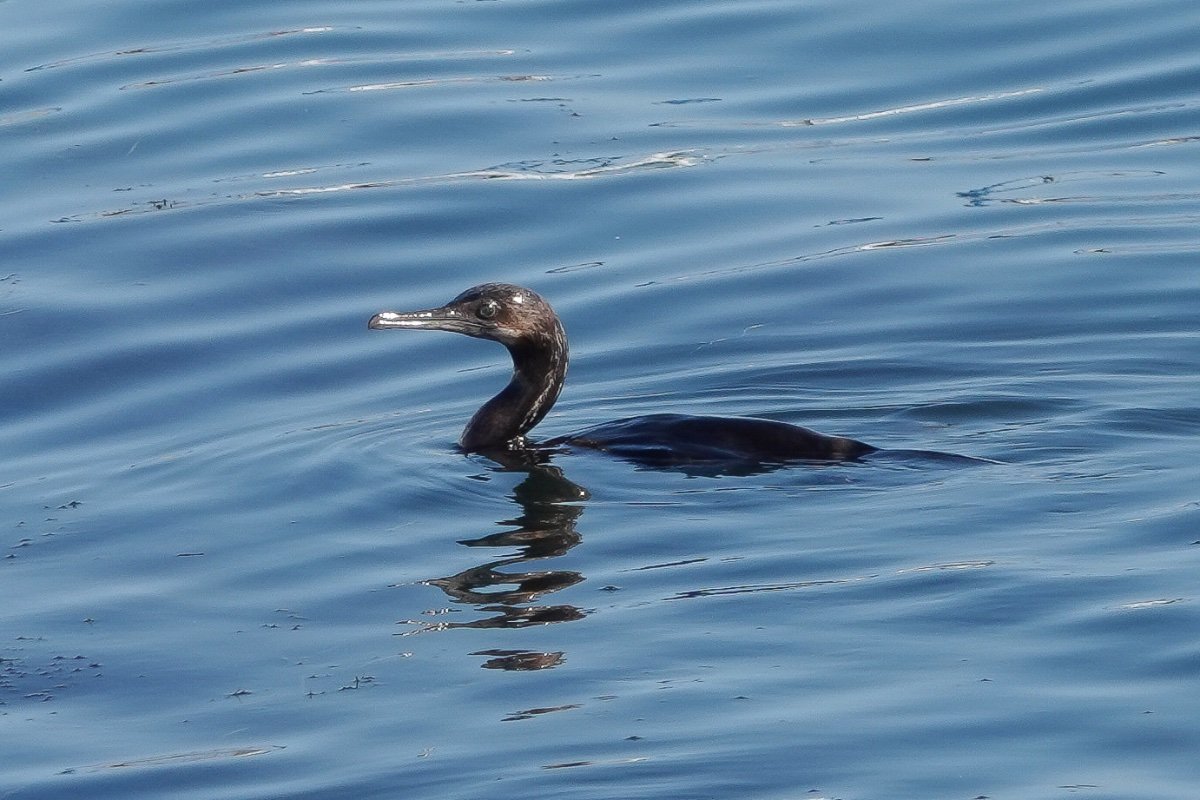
[460,322,568,451]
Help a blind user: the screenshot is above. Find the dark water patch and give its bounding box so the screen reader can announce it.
[0,646,103,707]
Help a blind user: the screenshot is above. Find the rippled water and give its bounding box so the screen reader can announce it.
[3,1,1199,798]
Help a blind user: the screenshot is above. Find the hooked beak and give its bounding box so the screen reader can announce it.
[368,305,486,336]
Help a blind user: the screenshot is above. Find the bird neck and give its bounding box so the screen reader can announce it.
[460,325,568,451]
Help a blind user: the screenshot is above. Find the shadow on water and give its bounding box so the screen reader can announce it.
[864,448,1002,468]
[408,448,590,671]
[404,438,994,672]
[541,438,998,476]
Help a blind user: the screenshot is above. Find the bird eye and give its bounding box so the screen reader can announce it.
[477,299,499,320]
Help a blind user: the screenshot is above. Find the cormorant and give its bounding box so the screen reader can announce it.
[369,283,877,467]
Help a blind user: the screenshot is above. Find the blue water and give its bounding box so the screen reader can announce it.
[3,0,1199,798]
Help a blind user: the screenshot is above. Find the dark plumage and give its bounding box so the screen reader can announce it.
[369,283,876,466]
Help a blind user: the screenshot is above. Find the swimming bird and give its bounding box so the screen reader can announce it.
[369,283,877,467]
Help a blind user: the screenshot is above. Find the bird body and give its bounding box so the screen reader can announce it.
[370,283,876,466]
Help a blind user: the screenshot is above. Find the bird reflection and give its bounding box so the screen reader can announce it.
[472,649,566,672]
[410,449,589,670]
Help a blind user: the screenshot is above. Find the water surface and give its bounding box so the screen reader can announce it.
[3,1,1199,798]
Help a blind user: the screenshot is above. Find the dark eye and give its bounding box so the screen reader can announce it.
[477,299,500,320]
